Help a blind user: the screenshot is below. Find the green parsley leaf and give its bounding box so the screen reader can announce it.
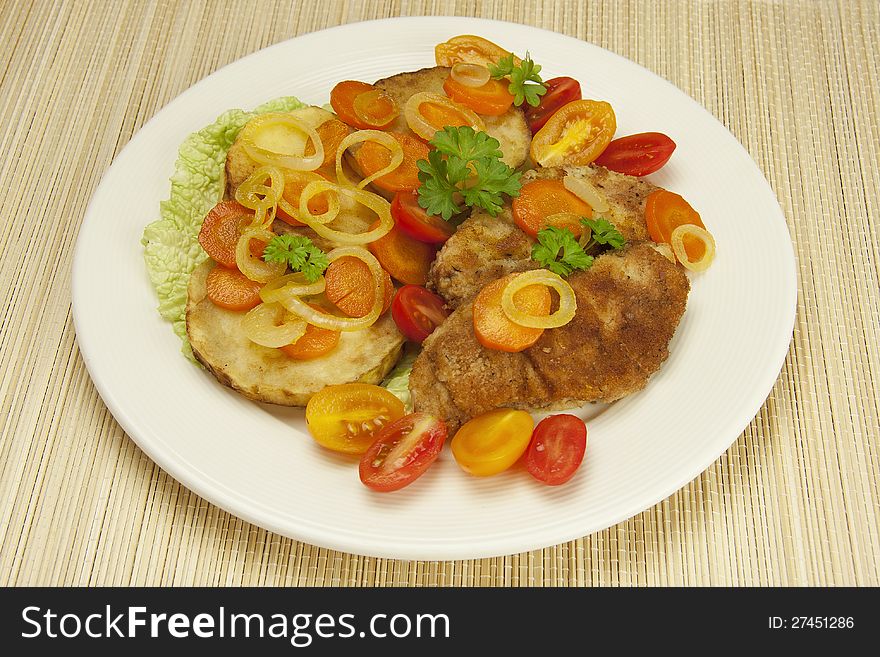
[417,126,521,220]
[581,217,626,250]
[490,51,547,107]
[262,234,329,282]
[531,226,593,276]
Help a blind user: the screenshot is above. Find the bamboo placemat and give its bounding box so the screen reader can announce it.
[0,0,877,586]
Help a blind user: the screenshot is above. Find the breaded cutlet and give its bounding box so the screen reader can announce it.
[410,242,689,432]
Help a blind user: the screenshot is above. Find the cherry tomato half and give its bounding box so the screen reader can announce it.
[305,384,405,454]
[451,408,534,476]
[525,414,587,486]
[594,132,676,177]
[391,192,455,244]
[359,413,448,492]
[530,99,617,168]
[524,76,582,133]
[391,285,450,343]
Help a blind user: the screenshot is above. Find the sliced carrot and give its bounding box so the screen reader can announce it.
[419,99,471,129]
[354,132,430,193]
[511,179,592,238]
[330,81,398,130]
[205,265,263,311]
[305,119,353,168]
[645,189,707,260]
[367,220,435,286]
[276,171,332,226]
[198,201,255,268]
[443,76,515,116]
[473,274,552,352]
[279,323,340,360]
[324,256,394,318]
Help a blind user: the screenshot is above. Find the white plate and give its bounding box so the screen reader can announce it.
[72,17,796,559]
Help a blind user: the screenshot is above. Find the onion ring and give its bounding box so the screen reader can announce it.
[279,247,385,331]
[259,272,327,304]
[670,224,716,272]
[299,181,394,245]
[239,113,324,171]
[334,130,404,189]
[501,269,578,329]
[235,227,286,283]
[242,302,308,348]
[404,92,485,141]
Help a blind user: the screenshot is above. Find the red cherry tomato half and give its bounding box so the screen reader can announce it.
[524,76,582,133]
[525,414,587,486]
[391,285,450,343]
[594,132,676,177]
[359,413,448,492]
[391,192,455,244]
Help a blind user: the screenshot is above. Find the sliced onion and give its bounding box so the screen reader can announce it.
[239,113,324,171]
[276,170,341,224]
[651,242,676,264]
[501,270,578,329]
[242,302,307,348]
[236,227,286,283]
[260,272,326,304]
[563,175,610,214]
[353,89,399,128]
[299,180,393,245]
[670,224,716,272]
[235,165,285,229]
[334,130,404,189]
[450,62,491,88]
[279,247,384,332]
[404,92,485,141]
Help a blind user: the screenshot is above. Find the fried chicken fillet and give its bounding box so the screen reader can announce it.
[428,164,659,308]
[410,242,689,432]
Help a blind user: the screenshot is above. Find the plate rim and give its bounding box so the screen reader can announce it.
[72,15,798,560]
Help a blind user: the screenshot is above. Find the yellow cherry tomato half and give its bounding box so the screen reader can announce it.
[306,384,405,454]
[451,408,535,476]
[530,99,616,167]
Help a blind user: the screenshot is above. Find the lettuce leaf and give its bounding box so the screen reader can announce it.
[381,346,419,411]
[141,96,305,360]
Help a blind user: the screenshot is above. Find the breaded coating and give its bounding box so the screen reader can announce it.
[427,164,658,307]
[410,242,689,431]
[374,66,531,169]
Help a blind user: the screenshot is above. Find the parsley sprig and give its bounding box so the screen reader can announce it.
[532,227,593,277]
[581,217,626,250]
[489,52,547,107]
[532,219,626,276]
[417,126,521,220]
[262,234,329,282]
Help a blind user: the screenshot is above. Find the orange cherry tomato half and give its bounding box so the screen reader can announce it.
[359,413,448,492]
[391,191,455,244]
[512,178,592,238]
[434,34,518,69]
[305,383,406,455]
[472,273,551,352]
[525,414,587,486]
[645,189,707,260]
[197,201,255,268]
[523,76,582,133]
[451,408,534,476]
[594,132,676,177]
[205,265,263,311]
[530,99,616,167]
[442,75,514,116]
[391,285,449,343]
